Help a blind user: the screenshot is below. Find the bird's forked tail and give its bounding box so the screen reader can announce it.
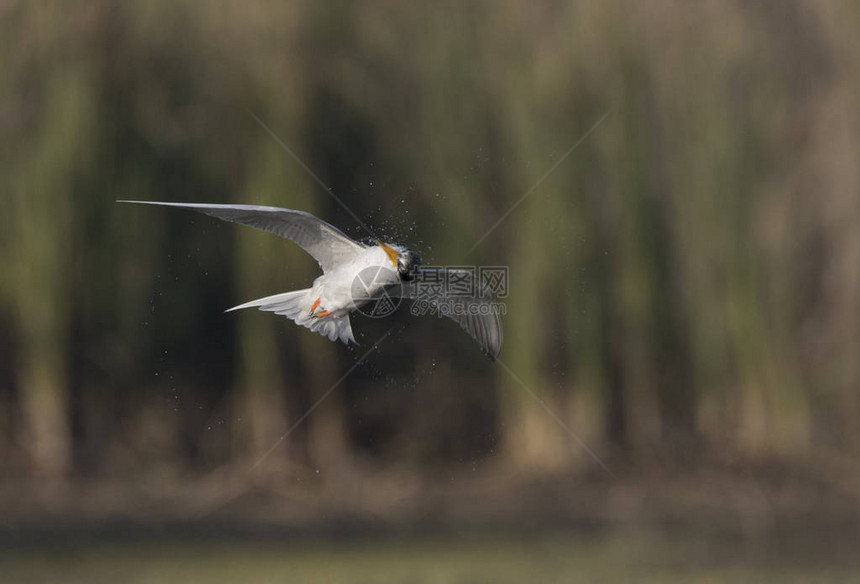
[227,289,356,345]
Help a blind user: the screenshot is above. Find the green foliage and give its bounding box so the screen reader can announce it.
[2,0,859,475]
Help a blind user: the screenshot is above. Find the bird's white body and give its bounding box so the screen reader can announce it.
[309,245,398,316]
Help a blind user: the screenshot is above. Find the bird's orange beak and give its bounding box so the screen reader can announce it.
[377,241,399,267]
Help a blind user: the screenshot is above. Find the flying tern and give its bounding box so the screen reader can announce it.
[119,201,503,359]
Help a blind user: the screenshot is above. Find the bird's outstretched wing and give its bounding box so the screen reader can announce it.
[118,201,366,273]
[392,268,504,360]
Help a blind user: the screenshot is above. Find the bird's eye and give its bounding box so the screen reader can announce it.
[398,263,413,280]
[397,251,421,281]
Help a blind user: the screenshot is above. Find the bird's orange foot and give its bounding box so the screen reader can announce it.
[310,297,331,317]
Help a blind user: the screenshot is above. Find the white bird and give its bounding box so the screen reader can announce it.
[119,201,503,360]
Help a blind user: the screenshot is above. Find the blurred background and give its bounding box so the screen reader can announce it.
[2,0,860,581]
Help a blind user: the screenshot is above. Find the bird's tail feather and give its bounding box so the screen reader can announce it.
[227,289,356,345]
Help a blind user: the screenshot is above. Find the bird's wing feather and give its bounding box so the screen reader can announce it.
[118,201,366,273]
[390,268,503,360]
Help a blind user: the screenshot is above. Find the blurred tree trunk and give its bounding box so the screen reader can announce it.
[7,70,94,475]
[500,203,568,471]
[646,202,697,453]
[596,265,628,451]
[301,340,349,472]
[232,304,288,463]
[15,322,70,476]
[231,150,294,465]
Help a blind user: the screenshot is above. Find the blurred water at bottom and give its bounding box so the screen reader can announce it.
[3,530,857,584]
